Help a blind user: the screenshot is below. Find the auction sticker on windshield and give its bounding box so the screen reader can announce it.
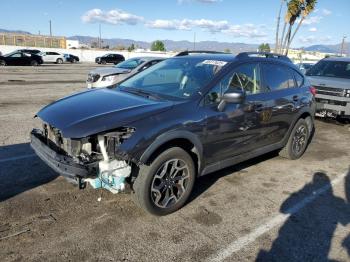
[202,60,228,66]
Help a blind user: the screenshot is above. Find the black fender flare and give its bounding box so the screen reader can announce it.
[283,107,314,145]
[139,130,204,173]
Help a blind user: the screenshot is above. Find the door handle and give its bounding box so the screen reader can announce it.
[254,103,264,112]
[293,95,299,102]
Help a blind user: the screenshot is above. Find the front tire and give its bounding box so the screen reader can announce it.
[56,58,63,64]
[279,118,310,160]
[0,60,6,66]
[101,60,107,65]
[132,147,195,216]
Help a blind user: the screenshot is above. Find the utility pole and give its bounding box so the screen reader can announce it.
[340,36,347,57]
[99,23,102,49]
[193,32,196,50]
[49,20,52,36]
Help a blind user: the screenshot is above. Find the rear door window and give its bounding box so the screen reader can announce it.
[262,64,296,90]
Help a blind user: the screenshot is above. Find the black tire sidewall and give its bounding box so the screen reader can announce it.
[134,147,195,216]
[0,60,6,66]
[287,119,309,159]
[57,58,63,64]
[31,60,38,66]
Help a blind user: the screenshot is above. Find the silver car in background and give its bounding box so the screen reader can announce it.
[86,57,165,89]
[306,57,350,119]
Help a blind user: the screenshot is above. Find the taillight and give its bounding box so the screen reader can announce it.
[309,86,317,96]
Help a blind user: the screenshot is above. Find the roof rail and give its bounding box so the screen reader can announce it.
[236,52,292,63]
[175,50,227,57]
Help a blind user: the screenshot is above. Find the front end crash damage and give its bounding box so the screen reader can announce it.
[30,123,137,193]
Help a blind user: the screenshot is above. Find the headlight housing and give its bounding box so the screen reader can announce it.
[102,75,117,82]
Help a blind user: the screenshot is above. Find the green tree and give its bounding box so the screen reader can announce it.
[258,43,271,53]
[224,48,231,53]
[128,43,135,52]
[151,40,166,51]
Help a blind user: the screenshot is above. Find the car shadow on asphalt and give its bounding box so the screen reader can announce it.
[256,168,350,261]
[189,150,279,204]
[0,143,58,202]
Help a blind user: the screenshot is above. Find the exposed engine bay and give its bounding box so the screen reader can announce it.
[32,122,136,194]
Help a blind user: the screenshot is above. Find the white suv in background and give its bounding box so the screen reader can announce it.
[40,51,65,64]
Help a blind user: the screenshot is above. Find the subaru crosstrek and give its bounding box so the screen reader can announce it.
[31,52,316,215]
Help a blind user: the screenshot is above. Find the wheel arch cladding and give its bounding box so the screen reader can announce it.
[139,131,203,176]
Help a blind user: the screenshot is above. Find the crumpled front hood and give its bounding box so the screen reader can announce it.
[89,67,130,76]
[307,76,350,90]
[36,88,173,138]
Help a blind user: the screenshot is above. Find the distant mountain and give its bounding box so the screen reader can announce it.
[68,35,259,53]
[68,35,150,50]
[0,28,31,35]
[303,43,349,55]
[1,28,348,55]
[303,45,336,53]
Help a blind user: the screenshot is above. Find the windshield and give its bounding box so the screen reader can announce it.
[119,57,227,99]
[4,51,18,57]
[115,58,144,70]
[306,60,350,79]
[302,64,313,70]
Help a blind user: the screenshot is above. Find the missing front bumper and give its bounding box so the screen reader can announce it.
[30,130,97,180]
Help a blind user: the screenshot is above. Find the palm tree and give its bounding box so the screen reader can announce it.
[275,0,287,53]
[285,0,317,54]
[281,0,303,54]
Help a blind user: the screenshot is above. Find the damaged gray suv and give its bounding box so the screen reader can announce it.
[31,52,316,215]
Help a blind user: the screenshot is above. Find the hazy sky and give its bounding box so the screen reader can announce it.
[1,0,349,47]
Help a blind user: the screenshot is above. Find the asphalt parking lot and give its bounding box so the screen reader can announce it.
[0,63,349,262]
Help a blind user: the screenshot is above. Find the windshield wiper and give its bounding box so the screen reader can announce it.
[123,88,162,101]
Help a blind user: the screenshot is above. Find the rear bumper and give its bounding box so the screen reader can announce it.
[30,129,97,179]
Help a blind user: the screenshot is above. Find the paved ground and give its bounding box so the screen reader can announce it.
[0,64,349,262]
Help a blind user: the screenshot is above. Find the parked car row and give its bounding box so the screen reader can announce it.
[0,49,80,66]
[87,57,165,88]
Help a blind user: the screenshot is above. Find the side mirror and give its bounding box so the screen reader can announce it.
[218,90,245,111]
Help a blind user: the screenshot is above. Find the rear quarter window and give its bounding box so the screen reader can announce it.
[262,64,296,90]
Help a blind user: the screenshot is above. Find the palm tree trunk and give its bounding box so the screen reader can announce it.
[275,0,285,53]
[279,22,287,54]
[282,24,292,55]
[285,16,305,52]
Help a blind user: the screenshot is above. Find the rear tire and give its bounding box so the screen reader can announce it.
[0,60,6,66]
[30,60,38,66]
[279,118,310,160]
[56,58,63,64]
[132,147,195,216]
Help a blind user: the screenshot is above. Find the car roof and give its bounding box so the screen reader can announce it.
[170,53,296,67]
[323,57,350,62]
[171,53,236,62]
[135,56,166,62]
